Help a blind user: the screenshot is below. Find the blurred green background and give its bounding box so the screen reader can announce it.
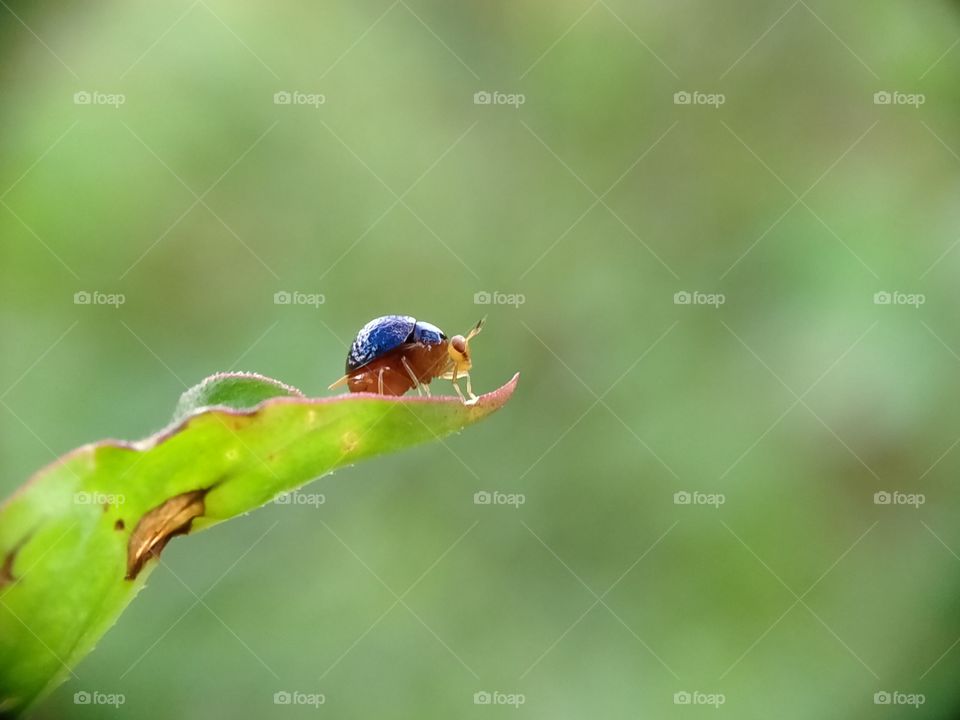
[3,0,960,717]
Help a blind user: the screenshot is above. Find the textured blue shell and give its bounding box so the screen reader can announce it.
[346,315,447,372]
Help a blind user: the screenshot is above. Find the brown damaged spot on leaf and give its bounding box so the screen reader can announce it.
[0,535,29,591]
[0,549,16,590]
[125,489,207,580]
[0,534,30,592]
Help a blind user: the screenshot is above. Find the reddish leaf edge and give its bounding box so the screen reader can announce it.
[0,373,519,510]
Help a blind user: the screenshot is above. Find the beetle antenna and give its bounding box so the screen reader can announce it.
[466,316,486,342]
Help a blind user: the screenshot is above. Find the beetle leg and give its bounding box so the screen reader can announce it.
[464,373,478,404]
[455,371,478,404]
[377,368,385,395]
[401,356,422,396]
[449,365,470,404]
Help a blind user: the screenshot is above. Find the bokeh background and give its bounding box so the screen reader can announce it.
[2,0,960,717]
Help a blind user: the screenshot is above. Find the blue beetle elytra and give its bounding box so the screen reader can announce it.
[329,315,485,403]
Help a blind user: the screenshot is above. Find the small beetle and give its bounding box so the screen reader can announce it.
[329,315,485,403]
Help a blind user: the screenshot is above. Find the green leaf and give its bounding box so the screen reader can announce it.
[0,372,518,716]
[171,371,304,423]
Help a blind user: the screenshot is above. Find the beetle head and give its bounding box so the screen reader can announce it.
[447,317,485,372]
